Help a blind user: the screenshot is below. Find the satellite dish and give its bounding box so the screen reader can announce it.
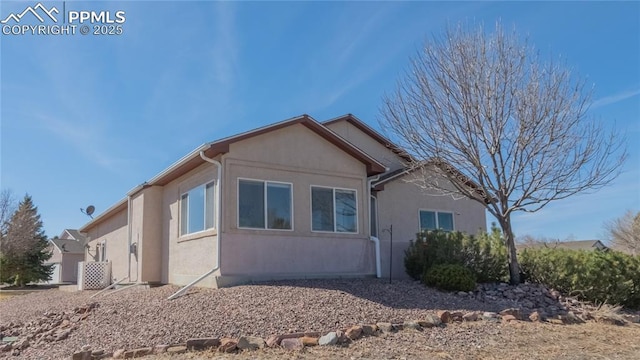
[81,205,95,219]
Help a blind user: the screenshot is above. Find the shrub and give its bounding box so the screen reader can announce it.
[520,248,640,309]
[423,263,476,292]
[404,224,508,283]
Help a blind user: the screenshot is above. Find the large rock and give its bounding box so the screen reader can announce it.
[345,325,363,340]
[123,347,152,358]
[500,308,522,320]
[237,336,265,350]
[186,337,220,350]
[112,349,125,359]
[418,314,441,328]
[301,336,318,346]
[437,310,452,323]
[318,332,338,346]
[376,322,394,333]
[166,345,187,354]
[529,311,543,322]
[71,350,91,360]
[501,314,517,322]
[280,338,303,350]
[462,312,480,322]
[218,338,237,353]
[265,335,280,348]
[362,324,377,336]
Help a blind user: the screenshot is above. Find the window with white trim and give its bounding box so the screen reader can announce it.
[311,186,357,233]
[180,181,215,236]
[419,210,454,232]
[238,179,292,230]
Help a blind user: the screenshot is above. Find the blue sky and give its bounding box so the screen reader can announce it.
[1,1,638,242]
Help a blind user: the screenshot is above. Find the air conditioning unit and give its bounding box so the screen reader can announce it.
[79,261,112,290]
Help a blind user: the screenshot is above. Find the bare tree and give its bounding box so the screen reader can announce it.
[605,210,640,256]
[381,22,626,284]
[0,189,16,236]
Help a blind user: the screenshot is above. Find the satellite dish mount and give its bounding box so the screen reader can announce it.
[81,205,95,219]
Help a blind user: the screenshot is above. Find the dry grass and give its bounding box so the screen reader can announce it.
[154,321,640,360]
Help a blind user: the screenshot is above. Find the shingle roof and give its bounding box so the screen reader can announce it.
[51,238,85,254]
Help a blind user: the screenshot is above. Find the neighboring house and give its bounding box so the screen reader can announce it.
[517,240,609,252]
[79,114,486,288]
[45,229,86,284]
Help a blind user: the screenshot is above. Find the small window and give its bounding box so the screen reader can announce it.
[238,179,292,230]
[311,186,357,233]
[419,210,454,232]
[180,182,216,236]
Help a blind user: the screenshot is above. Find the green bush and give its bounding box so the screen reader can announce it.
[423,263,476,292]
[404,224,508,283]
[520,248,640,309]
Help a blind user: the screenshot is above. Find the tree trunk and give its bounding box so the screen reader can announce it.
[500,217,521,285]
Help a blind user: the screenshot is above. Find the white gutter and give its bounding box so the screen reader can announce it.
[367,173,384,278]
[168,151,222,300]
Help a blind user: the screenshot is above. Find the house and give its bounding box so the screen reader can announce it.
[517,240,609,252]
[78,114,486,289]
[45,229,86,284]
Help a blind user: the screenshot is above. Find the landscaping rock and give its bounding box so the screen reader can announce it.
[501,314,517,322]
[218,338,237,353]
[529,311,543,322]
[280,338,303,350]
[462,312,479,322]
[403,320,421,331]
[437,310,452,323]
[237,336,265,350]
[596,315,626,326]
[112,349,125,359]
[153,345,169,354]
[301,336,318,346]
[265,335,280,348]
[166,345,187,354]
[124,347,152,358]
[376,322,394,333]
[361,324,377,336]
[500,308,522,320]
[318,332,338,346]
[418,314,441,328]
[71,350,91,360]
[186,337,220,350]
[345,325,363,340]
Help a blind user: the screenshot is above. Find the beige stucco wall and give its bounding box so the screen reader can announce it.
[162,162,219,287]
[375,175,487,279]
[217,124,375,279]
[139,186,163,283]
[325,120,404,172]
[85,208,131,282]
[61,253,84,282]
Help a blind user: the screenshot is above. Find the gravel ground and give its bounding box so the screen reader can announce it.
[0,278,518,359]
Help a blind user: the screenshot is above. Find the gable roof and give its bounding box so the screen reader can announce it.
[51,237,85,254]
[323,114,412,162]
[62,229,87,242]
[80,114,386,232]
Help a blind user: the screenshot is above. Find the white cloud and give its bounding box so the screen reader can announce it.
[591,88,640,109]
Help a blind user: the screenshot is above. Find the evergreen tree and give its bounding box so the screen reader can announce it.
[0,195,52,286]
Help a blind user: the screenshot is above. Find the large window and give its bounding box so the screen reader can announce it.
[238,179,292,230]
[180,182,215,236]
[419,210,454,232]
[311,186,357,233]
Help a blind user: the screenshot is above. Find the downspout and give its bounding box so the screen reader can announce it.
[168,151,222,300]
[367,174,383,278]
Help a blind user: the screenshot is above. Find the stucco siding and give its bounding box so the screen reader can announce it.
[325,120,404,172]
[375,176,487,279]
[162,162,219,287]
[218,124,374,278]
[85,208,130,282]
[61,253,84,282]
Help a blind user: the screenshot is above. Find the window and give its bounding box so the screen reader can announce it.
[238,179,292,230]
[311,186,357,233]
[180,182,215,236]
[419,210,454,232]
